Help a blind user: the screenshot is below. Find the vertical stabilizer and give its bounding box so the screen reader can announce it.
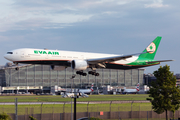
[139,36,162,60]
[136,83,140,91]
[91,83,94,92]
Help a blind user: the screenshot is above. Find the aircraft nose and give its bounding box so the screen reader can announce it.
[4,54,8,59]
[4,53,12,61]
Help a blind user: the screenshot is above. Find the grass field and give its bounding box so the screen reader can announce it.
[0,94,152,115]
[0,103,152,115]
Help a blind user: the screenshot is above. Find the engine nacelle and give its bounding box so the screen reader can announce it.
[71,60,88,70]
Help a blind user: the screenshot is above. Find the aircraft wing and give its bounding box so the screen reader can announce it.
[146,60,174,64]
[87,52,147,64]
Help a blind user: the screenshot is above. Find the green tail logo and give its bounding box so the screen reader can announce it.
[139,36,161,60]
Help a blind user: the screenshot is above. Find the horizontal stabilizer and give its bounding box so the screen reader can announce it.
[146,60,174,64]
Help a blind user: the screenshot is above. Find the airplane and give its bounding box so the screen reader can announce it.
[123,83,140,94]
[61,92,79,98]
[4,36,173,76]
[62,91,89,98]
[62,83,94,98]
[78,83,94,94]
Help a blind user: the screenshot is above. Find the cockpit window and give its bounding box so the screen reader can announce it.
[7,52,13,54]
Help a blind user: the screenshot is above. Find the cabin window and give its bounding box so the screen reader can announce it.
[7,52,13,54]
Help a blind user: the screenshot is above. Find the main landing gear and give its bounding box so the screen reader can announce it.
[76,71,87,76]
[76,70,99,76]
[88,71,99,76]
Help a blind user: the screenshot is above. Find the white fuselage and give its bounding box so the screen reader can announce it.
[123,89,138,93]
[65,88,92,94]
[4,48,138,65]
[62,92,89,98]
[78,89,92,94]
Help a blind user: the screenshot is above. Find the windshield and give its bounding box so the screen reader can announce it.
[7,52,13,54]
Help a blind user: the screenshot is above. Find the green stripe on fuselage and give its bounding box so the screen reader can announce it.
[105,62,159,70]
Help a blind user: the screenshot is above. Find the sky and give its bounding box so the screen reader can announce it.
[0,0,180,74]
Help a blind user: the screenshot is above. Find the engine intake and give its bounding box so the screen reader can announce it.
[71,60,88,70]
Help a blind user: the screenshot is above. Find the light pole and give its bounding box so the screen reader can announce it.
[70,74,76,120]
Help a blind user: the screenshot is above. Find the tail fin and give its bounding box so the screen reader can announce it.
[136,83,140,91]
[91,83,94,92]
[139,36,162,59]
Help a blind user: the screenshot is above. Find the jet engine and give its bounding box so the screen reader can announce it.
[71,60,88,70]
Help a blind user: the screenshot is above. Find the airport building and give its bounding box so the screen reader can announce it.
[144,73,180,86]
[0,64,144,89]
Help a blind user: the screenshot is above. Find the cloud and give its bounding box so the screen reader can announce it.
[102,11,117,15]
[117,1,131,5]
[0,0,172,33]
[144,0,169,8]
[0,1,94,32]
[0,36,9,41]
[0,0,135,32]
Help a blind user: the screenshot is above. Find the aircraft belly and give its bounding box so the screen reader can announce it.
[105,63,141,70]
[15,60,71,66]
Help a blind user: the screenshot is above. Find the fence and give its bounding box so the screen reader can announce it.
[0,101,179,120]
[6,110,180,120]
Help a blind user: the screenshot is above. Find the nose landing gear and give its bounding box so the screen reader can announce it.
[14,62,19,71]
[15,67,19,70]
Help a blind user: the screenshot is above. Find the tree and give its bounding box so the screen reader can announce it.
[0,112,12,120]
[89,117,102,120]
[29,116,37,120]
[147,65,180,120]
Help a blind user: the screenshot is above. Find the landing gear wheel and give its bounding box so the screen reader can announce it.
[88,71,92,74]
[88,70,100,76]
[76,71,80,74]
[76,71,87,76]
[95,73,99,76]
[82,73,87,76]
[15,67,19,70]
[91,72,95,75]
